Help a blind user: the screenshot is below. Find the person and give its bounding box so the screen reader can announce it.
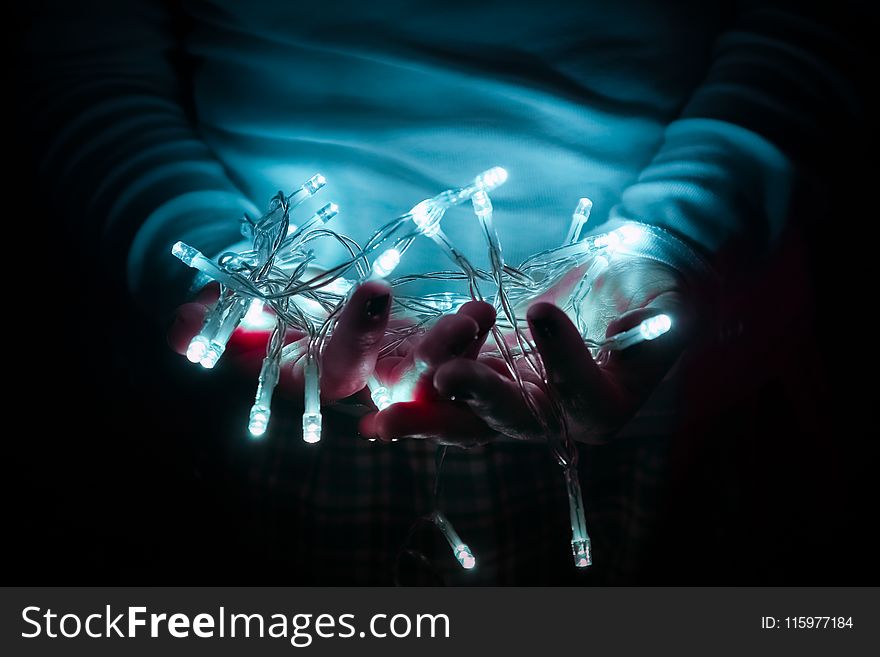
[22,0,865,583]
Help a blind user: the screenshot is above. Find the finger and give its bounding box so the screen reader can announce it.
[433,358,545,440]
[414,314,480,367]
[456,301,496,358]
[370,400,496,446]
[527,302,609,407]
[386,313,479,402]
[321,281,392,399]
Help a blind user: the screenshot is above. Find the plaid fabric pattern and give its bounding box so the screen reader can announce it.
[222,380,677,586]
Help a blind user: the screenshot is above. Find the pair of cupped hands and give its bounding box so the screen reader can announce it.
[168,257,691,445]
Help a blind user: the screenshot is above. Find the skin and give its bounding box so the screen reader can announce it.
[168,257,693,446]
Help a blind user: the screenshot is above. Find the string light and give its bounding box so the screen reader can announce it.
[430,511,476,570]
[302,352,322,444]
[185,295,250,369]
[602,314,672,352]
[172,167,686,574]
[248,356,280,438]
[565,197,593,244]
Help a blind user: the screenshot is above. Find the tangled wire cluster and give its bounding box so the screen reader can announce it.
[172,166,674,572]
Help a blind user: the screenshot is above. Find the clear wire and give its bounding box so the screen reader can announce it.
[172,168,674,572]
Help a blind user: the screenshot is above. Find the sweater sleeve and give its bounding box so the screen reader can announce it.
[23,0,259,320]
[611,0,867,281]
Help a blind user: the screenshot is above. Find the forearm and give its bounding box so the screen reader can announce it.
[23,0,258,320]
[610,1,865,281]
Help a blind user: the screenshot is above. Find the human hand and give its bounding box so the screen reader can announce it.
[360,256,694,445]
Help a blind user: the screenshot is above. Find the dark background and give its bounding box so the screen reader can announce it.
[9,4,879,584]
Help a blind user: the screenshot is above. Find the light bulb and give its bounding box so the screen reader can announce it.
[564,465,592,569]
[410,200,442,237]
[475,166,508,191]
[572,538,592,568]
[617,223,645,246]
[241,298,275,331]
[593,231,621,252]
[302,413,322,444]
[303,173,326,196]
[471,190,493,218]
[247,357,280,438]
[183,296,250,369]
[431,511,476,571]
[186,336,210,364]
[368,376,393,411]
[371,247,401,279]
[639,314,672,340]
[317,202,339,223]
[302,354,322,443]
[248,408,269,437]
[285,202,339,239]
[170,241,242,291]
[454,544,477,570]
[565,197,593,244]
[602,314,673,352]
[286,173,327,208]
[171,241,199,266]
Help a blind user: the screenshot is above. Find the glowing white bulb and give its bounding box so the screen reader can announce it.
[410,200,442,237]
[285,202,339,238]
[572,538,592,568]
[471,190,493,218]
[171,241,199,266]
[455,544,477,570]
[302,413,322,444]
[603,314,673,352]
[431,511,476,571]
[388,358,429,404]
[368,376,393,411]
[593,231,621,252]
[617,223,645,246]
[247,357,280,438]
[371,247,401,279]
[248,408,269,437]
[302,354,322,443]
[425,292,463,312]
[241,298,275,331]
[303,173,326,196]
[186,336,210,364]
[183,296,250,369]
[475,166,508,191]
[170,241,242,291]
[564,465,592,569]
[197,343,223,369]
[639,314,672,340]
[318,202,339,223]
[285,173,327,208]
[574,197,593,217]
[565,197,593,244]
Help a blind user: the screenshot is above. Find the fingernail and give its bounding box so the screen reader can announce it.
[530,316,556,339]
[365,293,391,319]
